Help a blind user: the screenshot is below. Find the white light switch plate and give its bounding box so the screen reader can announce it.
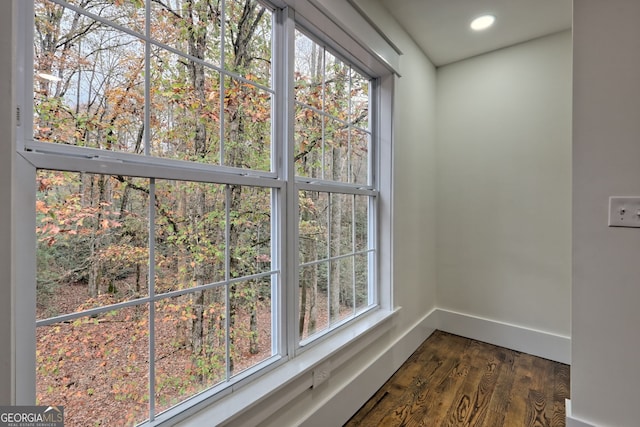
[609,197,640,227]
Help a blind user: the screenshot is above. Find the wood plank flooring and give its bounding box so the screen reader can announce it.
[344,330,570,427]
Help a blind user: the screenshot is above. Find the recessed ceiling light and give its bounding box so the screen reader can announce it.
[470,15,495,31]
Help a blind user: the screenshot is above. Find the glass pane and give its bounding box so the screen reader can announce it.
[294,31,323,107]
[155,180,226,294]
[228,278,273,376]
[34,10,144,149]
[293,31,371,185]
[324,52,349,121]
[224,0,273,86]
[151,0,222,67]
[354,195,369,253]
[329,257,355,324]
[294,106,323,179]
[324,118,349,182]
[299,191,329,263]
[351,129,370,185]
[329,193,352,258]
[36,171,149,320]
[229,186,272,278]
[299,262,329,340]
[154,288,227,414]
[44,0,146,35]
[223,77,272,171]
[36,306,150,427]
[350,69,369,130]
[34,1,274,168]
[354,253,369,312]
[150,47,222,162]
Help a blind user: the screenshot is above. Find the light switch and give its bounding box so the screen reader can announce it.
[608,197,640,228]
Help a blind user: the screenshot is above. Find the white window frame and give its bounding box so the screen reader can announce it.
[11,0,396,425]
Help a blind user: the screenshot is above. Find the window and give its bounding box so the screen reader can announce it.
[17,0,393,426]
[294,30,375,342]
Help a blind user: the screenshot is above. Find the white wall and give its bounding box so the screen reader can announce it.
[387,16,438,332]
[571,1,640,426]
[436,31,572,337]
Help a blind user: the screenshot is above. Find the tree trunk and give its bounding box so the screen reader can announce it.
[299,199,319,337]
[308,247,318,334]
[249,301,258,354]
[184,0,210,361]
[88,174,107,298]
[299,268,307,336]
[227,185,243,374]
[190,186,207,359]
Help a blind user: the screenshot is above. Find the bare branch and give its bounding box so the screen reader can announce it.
[151,0,183,20]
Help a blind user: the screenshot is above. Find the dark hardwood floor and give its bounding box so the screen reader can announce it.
[344,330,570,427]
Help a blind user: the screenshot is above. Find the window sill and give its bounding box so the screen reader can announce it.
[160,307,400,427]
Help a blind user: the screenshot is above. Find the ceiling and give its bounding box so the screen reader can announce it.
[377,0,572,67]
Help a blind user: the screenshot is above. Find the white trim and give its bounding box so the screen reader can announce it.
[295,180,376,196]
[22,143,281,186]
[172,308,399,427]
[376,72,394,312]
[309,0,400,74]
[1,0,17,404]
[275,0,399,76]
[565,400,597,427]
[346,0,402,56]
[296,309,434,427]
[426,308,571,364]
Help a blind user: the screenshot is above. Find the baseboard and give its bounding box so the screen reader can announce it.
[565,400,596,427]
[426,308,571,364]
[298,309,437,427]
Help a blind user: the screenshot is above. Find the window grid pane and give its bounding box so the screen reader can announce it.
[294,30,371,185]
[36,170,277,425]
[297,190,374,342]
[33,0,274,172]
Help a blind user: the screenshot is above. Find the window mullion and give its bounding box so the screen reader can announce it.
[222,1,232,378]
[326,193,332,324]
[348,66,353,183]
[148,179,157,421]
[220,0,227,165]
[277,6,298,357]
[145,0,156,416]
[225,184,232,380]
[352,194,356,314]
[321,49,327,181]
[15,0,36,404]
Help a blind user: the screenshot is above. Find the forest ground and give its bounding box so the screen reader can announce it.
[36,282,278,427]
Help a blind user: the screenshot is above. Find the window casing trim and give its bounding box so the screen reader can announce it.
[273,0,399,77]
